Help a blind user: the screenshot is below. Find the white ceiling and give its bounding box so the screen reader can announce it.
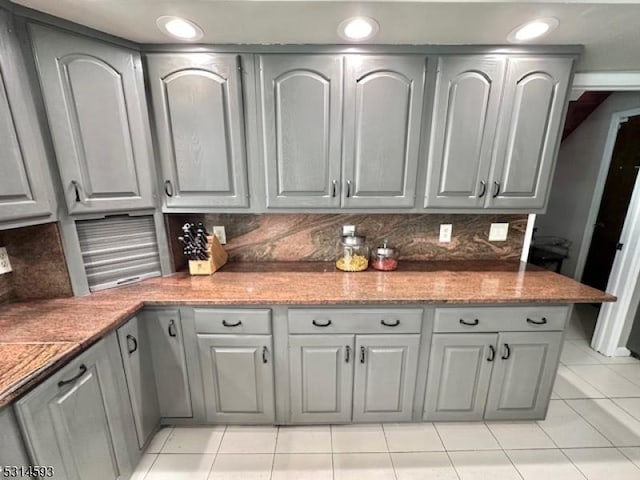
[10,1,640,71]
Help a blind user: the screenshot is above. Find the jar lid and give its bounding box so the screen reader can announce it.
[374,240,397,257]
[341,233,366,246]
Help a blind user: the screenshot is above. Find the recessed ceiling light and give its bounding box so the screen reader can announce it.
[508,18,559,43]
[338,17,379,42]
[157,16,203,41]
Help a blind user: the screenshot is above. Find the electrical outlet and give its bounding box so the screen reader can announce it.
[342,225,356,236]
[489,223,509,242]
[439,224,452,243]
[212,226,227,244]
[0,247,12,274]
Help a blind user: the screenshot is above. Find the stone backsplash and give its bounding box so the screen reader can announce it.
[166,214,528,270]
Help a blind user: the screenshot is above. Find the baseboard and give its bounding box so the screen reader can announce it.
[615,346,631,357]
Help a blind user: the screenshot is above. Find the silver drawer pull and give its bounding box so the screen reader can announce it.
[262,346,269,364]
[58,364,87,387]
[345,345,351,363]
[526,317,547,325]
[381,319,400,327]
[222,320,242,327]
[459,318,479,326]
[168,319,177,337]
[312,319,332,327]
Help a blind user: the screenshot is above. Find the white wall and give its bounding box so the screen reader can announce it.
[536,92,640,279]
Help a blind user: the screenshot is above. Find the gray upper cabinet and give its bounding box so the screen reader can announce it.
[488,57,573,209]
[30,25,155,214]
[117,316,160,449]
[146,53,249,209]
[146,309,193,418]
[424,333,496,421]
[484,331,562,420]
[353,334,420,422]
[425,55,506,208]
[15,335,136,480]
[0,11,53,225]
[342,56,425,208]
[198,334,275,423]
[289,334,354,423]
[258,55,343,208]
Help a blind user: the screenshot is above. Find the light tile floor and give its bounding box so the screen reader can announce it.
[133,307,640,479]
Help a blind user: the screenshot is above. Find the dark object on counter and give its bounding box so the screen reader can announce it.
[528,235,570,274]
[178,223,210,261]
[371,240,399,271]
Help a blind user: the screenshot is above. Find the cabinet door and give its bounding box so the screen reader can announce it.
[484,331,562,420]
[258,55,343,208]
[353,334,420,422]
[30,25,154,214]
[289,335,354,423]
[424,333,497,421]
[198,334,275,423]
[146,53,249,209]
[117,316,160,449]
[0,11,52,223]
[146,309,193,418]
[488,57,573,209]
[0,407,31,479]
[15,339,133,480]
[342,56,425,208]
[425,56,506,208]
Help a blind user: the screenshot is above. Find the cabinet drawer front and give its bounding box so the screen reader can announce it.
[288,308,422,334]
[434,306,569,333]
[195,308,272,334]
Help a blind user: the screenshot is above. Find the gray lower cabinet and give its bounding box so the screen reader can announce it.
[146,53,249,209]
[341,56,425,208]
[353,334,421,422]
[258,54,343,209]
[117,316,160,449]
[289,334,354,423]
[15,333,138,480]
[29,25,155,214]
[488,57,573,209]
[0,10,53,225]
[424,333,496,421]
[198,334,275,423]
[424,330,563,421]
[484,331,563,420]
[145,309,193,418]
[0,406,31,479]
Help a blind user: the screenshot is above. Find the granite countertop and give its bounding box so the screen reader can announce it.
[0,260,616,407]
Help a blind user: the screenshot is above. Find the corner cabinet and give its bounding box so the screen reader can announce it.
[15,333,138,480]
[0,10,53,226]
[29,25,155,214]
[425,55,573,211]
[258,54,426,209]
[146,53,249,210]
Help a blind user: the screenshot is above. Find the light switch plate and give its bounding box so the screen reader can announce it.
[212,226,227,244]
[489,223,509,242]
[0,247,12,274]
[439,224,452,243]
[343,225,356,236]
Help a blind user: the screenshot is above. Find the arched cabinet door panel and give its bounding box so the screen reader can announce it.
[425,56,506,208]
[30,25,154,214]
[342,56,426,208]
[489,57,573,209]
[147,54,249,209]
[0,11,52,224]
[258,55,343,208]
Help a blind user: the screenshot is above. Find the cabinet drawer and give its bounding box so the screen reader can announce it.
[288,308,423,334]
[195,308,272,334]
[434,306,569,333]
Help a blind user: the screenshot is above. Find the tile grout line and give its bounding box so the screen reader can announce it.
[381,423,399,480]
[616,446,640,471]
[269,426,279,480]
[432,423,462,480]
[330,425,335,480]
[482,422,525,480]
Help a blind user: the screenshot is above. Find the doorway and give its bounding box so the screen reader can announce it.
[581,115,640,292]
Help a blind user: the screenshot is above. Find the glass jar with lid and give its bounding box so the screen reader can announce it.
[371,240,399,271]
[335,232,369,272]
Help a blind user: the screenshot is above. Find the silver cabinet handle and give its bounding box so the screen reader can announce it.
[168,319,177,337]
[526,317,547,325]
[58,364,87,387]
[493,181,501,198]
[71,180,82,202]
[126,334,138,355]
[487,345,496,362]
[478,180,487,198]
[381,319,400,327]
[501,343,511,360]
[346,180,352,198]
[345,345,351,363]
[222,319,242,327]
[332,179,338,198]
[164,180,174,197]
[459,318,479,326]
[262,346,269,364]
[360,346,366,364]
[312,319,332,327]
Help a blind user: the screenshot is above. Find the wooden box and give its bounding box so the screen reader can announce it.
[188,235,228,275]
